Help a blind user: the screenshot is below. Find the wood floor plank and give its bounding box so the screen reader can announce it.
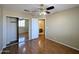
[2,35,79,54]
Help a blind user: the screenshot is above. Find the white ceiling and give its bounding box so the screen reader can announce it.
[1,4,79,15]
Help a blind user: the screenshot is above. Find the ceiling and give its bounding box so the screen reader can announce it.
[1,4,79,15]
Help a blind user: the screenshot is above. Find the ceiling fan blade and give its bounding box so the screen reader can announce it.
[46,11,50,14]
[46,6,54,10]
[24,9,30,12]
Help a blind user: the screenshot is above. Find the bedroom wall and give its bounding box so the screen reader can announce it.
[46,7,79,50]
[0,7,3,52]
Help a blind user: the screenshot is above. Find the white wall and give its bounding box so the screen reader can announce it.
[3,9,32,48]
[19,27,26,33]
[46,7,79,49]
[0,7,3,52]
[25,19,29,32]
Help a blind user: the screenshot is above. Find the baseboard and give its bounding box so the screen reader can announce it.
[2,42,18,49]
[46,37,79,51]
[0,50,2,54]
[0,46,6,54]
[6,43,18,48]
[6,40,18,46]
[0,47,4,54]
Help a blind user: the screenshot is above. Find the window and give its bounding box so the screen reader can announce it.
[19,20,25,27]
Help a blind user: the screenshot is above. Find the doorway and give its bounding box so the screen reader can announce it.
[18,19,29,46]
[6,16,18,46]
[2,16,19,54]
[31,18,45,39]
[39,19,45,37]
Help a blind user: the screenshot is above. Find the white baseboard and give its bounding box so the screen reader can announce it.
[46,37,79,51]
[3,46,6,49]
[0,46,6,54]
[0,48,4,54]
[0,50,2,54]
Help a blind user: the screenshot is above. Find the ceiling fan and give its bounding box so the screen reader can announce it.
[24,4,54,15]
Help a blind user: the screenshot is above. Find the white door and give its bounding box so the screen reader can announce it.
[31,18,39,39]
[6,17,17,44]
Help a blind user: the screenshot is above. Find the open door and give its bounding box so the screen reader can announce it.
[31,18,45,39]
[31,18,39,39]
[2,16,18,54]
[6,17,18,46]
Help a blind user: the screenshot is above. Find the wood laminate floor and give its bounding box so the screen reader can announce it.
[2,35,79,54]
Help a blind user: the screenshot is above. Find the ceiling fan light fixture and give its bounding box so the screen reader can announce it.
[40,11,46,15]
